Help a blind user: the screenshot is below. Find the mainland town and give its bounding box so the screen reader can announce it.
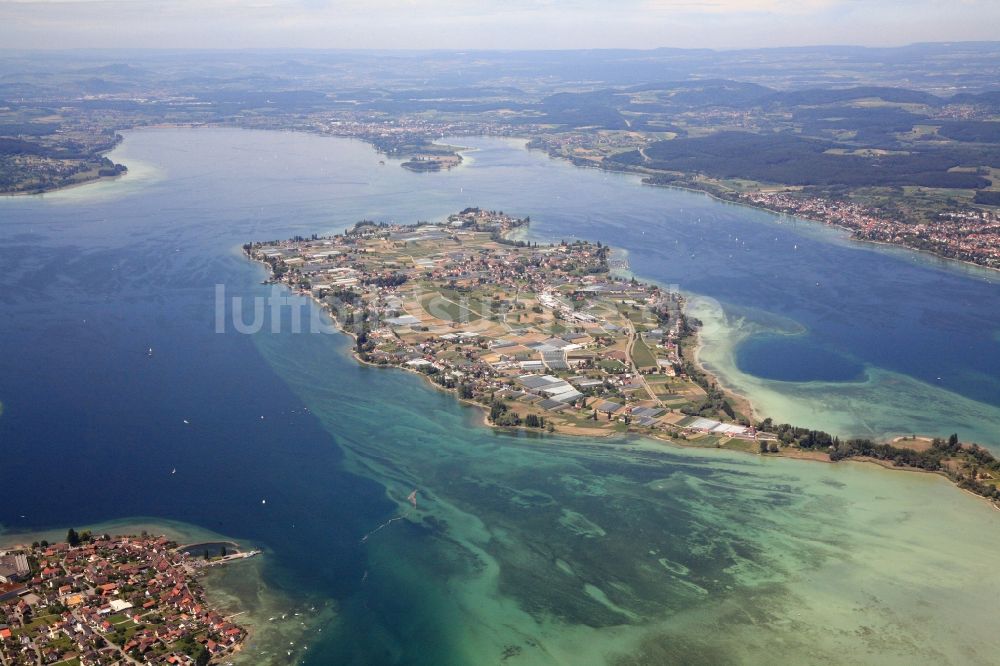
[0,532,256,665]
[736,191,1000,269]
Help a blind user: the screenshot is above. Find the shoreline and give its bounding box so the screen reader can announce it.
[247,239,732,444]
[0,170,127,198]
[0,132,129,198]
[522,139,1000,277]
[1,515,337,666]
[684,317,757,422]
[14,125,995,516]
[0,517,226,550]
[0,518,286,663]
[343,310,1000,514]
[10,124,996,277]
[244,228,1000,512]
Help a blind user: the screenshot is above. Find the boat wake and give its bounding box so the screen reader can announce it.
[359,489,418,543]
[359,515,407,543]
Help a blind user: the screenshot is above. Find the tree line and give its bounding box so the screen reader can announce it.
[758,419,1000,501]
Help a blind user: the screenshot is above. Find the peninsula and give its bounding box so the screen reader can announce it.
[0,131,127,196]
[245,208,1000,507]
[0,531,255,665]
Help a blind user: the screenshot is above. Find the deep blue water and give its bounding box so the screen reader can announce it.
[1,128,1000,664]
[0,132,399,604]
[736,335,866,382]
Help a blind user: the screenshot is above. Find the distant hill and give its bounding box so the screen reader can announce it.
[763,86,943,107]
[937,121,1000,143]
[609,131,993,189]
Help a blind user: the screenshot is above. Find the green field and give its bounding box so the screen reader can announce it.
[599,359,626,373]
[420,291,482,322]
[631,337,657,368]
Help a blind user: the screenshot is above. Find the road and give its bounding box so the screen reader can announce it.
[624,317,664,408]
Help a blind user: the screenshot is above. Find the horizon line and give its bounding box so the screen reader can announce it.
[1,40,999,55]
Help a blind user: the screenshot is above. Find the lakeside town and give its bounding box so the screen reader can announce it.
[737,190,1000,269]
[0,532,256,665]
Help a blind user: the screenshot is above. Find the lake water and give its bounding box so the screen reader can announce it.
[2,128,1000,665]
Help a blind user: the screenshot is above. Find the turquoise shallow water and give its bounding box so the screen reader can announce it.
[1,128,1000,664]
[256,321,1000,665]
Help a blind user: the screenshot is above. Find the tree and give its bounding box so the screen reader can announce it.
[524,414,546,429]
[489,400,507,423]
[66,528,80,547]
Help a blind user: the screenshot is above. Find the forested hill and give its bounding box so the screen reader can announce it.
[608,132,998,189]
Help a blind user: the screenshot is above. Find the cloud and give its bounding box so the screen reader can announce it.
[0,0,997,49]
[643,0,847,12]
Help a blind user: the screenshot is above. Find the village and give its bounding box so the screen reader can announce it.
[245,208,763,448]
[0,532,255,665]
[738,190,1000,269]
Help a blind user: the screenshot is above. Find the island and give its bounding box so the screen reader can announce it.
[400,149,463,172]
[0,531,256,665]
[244,208,1000,508]
[245,208,750,439]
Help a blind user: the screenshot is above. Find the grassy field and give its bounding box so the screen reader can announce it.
[419,291,482,323]
[631,337,658,369]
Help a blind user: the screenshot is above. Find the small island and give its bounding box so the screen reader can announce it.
[244,208,1000,508]
[400,153,462,172]
[0,531,256,665]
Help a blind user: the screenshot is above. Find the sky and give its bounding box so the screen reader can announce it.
[1,0,998,50]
